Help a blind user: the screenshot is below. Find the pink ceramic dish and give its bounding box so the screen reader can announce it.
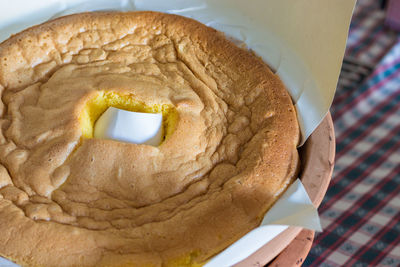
[236,113,335,266]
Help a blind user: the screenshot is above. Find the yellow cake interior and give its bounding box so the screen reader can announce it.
[79,91,178,142]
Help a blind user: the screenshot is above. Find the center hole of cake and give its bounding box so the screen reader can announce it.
[79,91,178,145]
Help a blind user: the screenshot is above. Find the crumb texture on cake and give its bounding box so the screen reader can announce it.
[0,12,299,266]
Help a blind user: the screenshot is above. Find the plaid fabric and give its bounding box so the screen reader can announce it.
[305,0,400,266]
[385,0,400,31]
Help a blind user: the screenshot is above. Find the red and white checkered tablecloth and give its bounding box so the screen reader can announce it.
[305,0,400,266]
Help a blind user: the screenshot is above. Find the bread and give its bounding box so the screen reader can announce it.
[0,11,299,266]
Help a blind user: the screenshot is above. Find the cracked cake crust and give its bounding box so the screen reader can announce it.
[0,11,299,266]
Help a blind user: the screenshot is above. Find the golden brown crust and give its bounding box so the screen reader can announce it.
[0,12,299,266]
